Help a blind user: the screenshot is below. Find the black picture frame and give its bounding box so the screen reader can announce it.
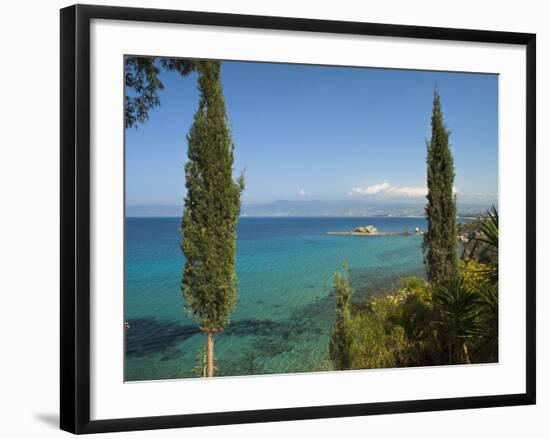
[60,4,536,434]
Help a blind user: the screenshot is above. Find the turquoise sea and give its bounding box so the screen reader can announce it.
[125,216,429,381]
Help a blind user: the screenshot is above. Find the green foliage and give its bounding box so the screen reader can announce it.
[348,306,396,370]
[476,205,499,282]
[329,263,353,370]
[470,281,498,362]
[160,58,197,76]
[337,278,440,370]
[333,265,498,369]
[124,56,196,129]
[477,206,499,252]
[459,259,498,361]
[181,60,244,335]
[385,278,441,366]
[460,259,492,292]
[456,209,499,362]
[423,88,458,286]
[124,56,163,129]
[432,276,478,364]
[192,343,208,378]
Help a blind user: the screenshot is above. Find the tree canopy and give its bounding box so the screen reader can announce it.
[180,60,244,376]
[423,88,458,286]
[124,56,196,129]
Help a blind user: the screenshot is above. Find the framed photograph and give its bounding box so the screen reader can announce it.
[60,4,536,434]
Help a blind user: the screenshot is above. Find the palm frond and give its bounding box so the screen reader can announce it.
[477,205,498,255]
[432,276,479,363]
[470,281,499,361]
[475,205,499,282]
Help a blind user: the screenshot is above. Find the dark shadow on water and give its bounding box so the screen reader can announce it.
[225,319,283,337]
[127,292,337,377]
[126,317,288,358]
[126,318,201,357]
[34,413,58,430]
[218,294,336,377]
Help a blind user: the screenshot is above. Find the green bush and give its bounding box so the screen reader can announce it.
[344,277,440,369]
[330,268,498,370]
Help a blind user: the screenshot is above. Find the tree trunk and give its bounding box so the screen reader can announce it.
[206,332,215,377]
[462,341,471,364]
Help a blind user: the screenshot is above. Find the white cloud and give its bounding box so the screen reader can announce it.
[351,182,392,195]
[349,182,459,198]
[298,189,307,196]
[349,182,426,198]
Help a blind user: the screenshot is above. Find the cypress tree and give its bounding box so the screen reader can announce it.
[181,61,244,377]
[423,88,458,286]
[329,263,353,370]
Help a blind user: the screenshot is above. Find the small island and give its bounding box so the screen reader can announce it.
[327,225,423,237]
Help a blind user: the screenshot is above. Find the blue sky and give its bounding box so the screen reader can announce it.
[125,60,498,207]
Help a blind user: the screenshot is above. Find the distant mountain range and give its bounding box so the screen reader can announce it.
[127,199,493,218]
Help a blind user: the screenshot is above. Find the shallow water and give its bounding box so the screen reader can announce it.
[124,216,428,381]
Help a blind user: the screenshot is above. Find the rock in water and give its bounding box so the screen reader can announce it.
[353,225,378,234]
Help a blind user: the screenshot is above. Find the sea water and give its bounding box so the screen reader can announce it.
[124,216,428,381]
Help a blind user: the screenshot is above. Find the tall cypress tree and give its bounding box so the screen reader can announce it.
[423,88,458,286]
[181,61,244,377]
